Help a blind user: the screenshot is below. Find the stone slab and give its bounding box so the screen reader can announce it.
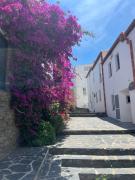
[55,134,135,149]
[0,147,48,180]
[64,117,135,132]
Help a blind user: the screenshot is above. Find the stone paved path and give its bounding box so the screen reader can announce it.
[1,116,135,180]
[64,117,135,131]
[55,134,135,149]
[0,147,48,180]
[49,116,135,180]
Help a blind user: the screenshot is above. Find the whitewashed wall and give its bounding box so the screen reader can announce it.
[74,64,92,108]
[128,25,135,123]
[87,56,105,113]
[128,27,135,65]
[130,90,135,123]
[103,40,134,122]
[87,69,95,112]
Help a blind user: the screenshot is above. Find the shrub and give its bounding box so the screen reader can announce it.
[0,0,82,145]
[50,102,60,114]
[50,114,65,135]
[32,121,56,146]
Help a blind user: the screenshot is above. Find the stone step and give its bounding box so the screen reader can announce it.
[79,173,135,180]
[50,147,135,156]
[57,154,135,160]
[61,155,135,168]
[70,113,106,117]
[54,134,135,150]
[61,167,135,180]
[70,112,90,114]
[71,108,89,114]
[70,113,97,117]
[61,129,135,135]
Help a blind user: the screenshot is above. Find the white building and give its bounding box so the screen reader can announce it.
[74,64,92,108]
[86,52,107,113]
[103,19,135,123]
[126,19,135,123]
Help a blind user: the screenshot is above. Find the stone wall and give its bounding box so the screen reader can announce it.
[0,91,18,160]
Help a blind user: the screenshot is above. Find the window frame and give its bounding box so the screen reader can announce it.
[99,64,102,83]
[126,95,131,104]
[108,62,112,78]
[83,88,86,95]
[115,53,120,71]
[111,95,115,111]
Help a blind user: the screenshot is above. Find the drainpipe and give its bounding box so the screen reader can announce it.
[101,53,107,114]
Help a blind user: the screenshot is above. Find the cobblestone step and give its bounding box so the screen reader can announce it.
[70,108,89,114]
[61,155,135,168]
[50,147,135,156]
[70,113,107,117]
[57,154,135,160]
[70,113,97,117]
[54,134,135,151]
[48,117,135,178]
[70,114,95,117]
[62,129,135,135]
[79,173,135,180]
[65,117,135,132]
[61,167,135,180]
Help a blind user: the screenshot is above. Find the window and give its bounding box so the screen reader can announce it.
[111,95,115,111]
[115,53,120,71]
[99,64,102,82]
[96,92,98,103]
[126,96,131,104]
[93,72,95,82]
[99,90,102,101]
[83,88,86,95]
[108,62,112,77]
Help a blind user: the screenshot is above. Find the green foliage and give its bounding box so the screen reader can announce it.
[50,114,65,135]
[32,121,56,146]
[50,102,60,114]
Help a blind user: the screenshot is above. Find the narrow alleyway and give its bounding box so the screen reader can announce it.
[1,116,135,180]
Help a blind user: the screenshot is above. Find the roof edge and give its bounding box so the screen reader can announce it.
[103,19,135,64]
[125,19,135,36]
[86,51,107,78]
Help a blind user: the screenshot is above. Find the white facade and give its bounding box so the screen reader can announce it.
[74,64,92,108]
[87,52,106,113]
[103,37,133,122]
[126,21,135,123]
[103,19,135,123]
[128,24,135,65]
[86,19,135,124]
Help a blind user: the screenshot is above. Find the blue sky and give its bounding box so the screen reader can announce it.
[48,0,135,66]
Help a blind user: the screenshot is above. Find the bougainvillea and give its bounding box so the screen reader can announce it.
[0,0,82,144]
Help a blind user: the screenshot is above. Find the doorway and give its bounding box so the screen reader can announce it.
[115,94,120,120]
